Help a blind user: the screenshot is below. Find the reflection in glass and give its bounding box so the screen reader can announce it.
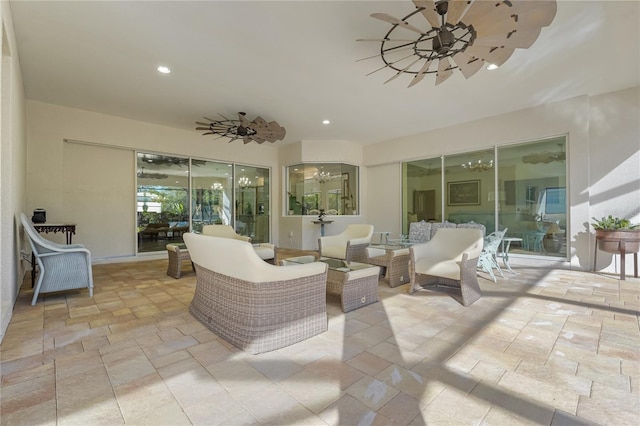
[235,164,270,243]
[444,149,496,234]
[401,137,567,258]
[136,153,189,253]
[191,160,233,232]
[498,137,566,257]
[402,158,442,234]
[287,163,358,215]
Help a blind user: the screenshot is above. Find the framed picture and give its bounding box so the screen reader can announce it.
[448,180,480,206]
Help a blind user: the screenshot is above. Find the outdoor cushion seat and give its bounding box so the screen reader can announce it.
[318,224,374,263]
[409,228,484,306]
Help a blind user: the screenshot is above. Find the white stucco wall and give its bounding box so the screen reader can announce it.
[0,2,27,342]
[25,100,281,259]
[364,87,640,274]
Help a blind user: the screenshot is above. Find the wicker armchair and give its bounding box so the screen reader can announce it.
[409,228,484,306]
[318,224,374,263]
[183,232,328,354]
[20,213,93,305]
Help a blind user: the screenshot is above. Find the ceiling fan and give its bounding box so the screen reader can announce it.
[137,167,168,180]
[358,0,557,87]
[139,154,206,167]
[521,151,566,164]
[196,112,286,144]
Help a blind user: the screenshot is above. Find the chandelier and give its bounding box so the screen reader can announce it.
[211,182,223,191]
[358,0,557,87]
[196,112,286,144]
[462,159,493,172]
[313,168,334,184]
[238,176,252,188]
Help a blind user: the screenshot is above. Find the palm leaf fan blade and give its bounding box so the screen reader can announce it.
[464,45,514,66]
[460,0,513,27]
[452,52,483,79]
[446,0,469,25]
[407,59,433,87]
[370,13,425,35]
[412,0,440,28]
[474,28,542,49]
[435,57,453,85]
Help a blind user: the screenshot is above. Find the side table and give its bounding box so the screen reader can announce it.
[325,260,380,312]
[281,255,380,312]
[166,244,194,278]
[367,244,411,287]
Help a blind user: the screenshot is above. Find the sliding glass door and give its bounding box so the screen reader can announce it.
[136,153,189,253]
[402,136,567,258]
[136,153,271,253]
[191,160,233,232]
[444,148,496,234]
[235,164,270,243]
[497,137,566,256]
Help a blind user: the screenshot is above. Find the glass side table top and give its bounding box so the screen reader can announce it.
[370,241,416,249]
[282,255,374,272]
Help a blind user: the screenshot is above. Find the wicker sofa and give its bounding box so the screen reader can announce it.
[409,227,484,306]
[183,232,328,354]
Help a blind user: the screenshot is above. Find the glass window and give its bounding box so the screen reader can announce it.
[401,137,567,258]
[235,164,270,243]
[137,153,271,252]
[444,148,496,234]
[498,137,566,257]
[286,163,359,215]
[191,160,233,232]
[137,153,189,253]
[402,157,442,233]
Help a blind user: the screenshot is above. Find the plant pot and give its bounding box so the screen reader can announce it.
[595,230,640,254]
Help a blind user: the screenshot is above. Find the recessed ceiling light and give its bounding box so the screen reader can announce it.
[157,65,171,74]
[486,64,499,71]
[322,120,331,125]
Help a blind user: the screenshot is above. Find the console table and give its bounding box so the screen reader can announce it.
[31,223,77,284]
[34,223,76,244]
[312,220,334,237]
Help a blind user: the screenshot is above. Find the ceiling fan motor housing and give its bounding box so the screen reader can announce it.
[433,28,454,54]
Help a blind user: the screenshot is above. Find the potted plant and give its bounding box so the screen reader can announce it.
[591,215,640,253]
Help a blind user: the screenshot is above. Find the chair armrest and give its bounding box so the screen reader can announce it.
[349,237,371,246]
[234,235,251,242]
[255,243,275,249]
[410,242,441,260]
[37,247,91,258]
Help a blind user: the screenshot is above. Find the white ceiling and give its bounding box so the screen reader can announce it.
[9,1,640,146]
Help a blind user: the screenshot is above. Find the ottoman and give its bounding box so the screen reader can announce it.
[166,243,194,278]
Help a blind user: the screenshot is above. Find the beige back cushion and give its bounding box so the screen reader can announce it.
[184,233,324,282]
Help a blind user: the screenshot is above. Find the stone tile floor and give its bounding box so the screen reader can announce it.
[1,259,638,425]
